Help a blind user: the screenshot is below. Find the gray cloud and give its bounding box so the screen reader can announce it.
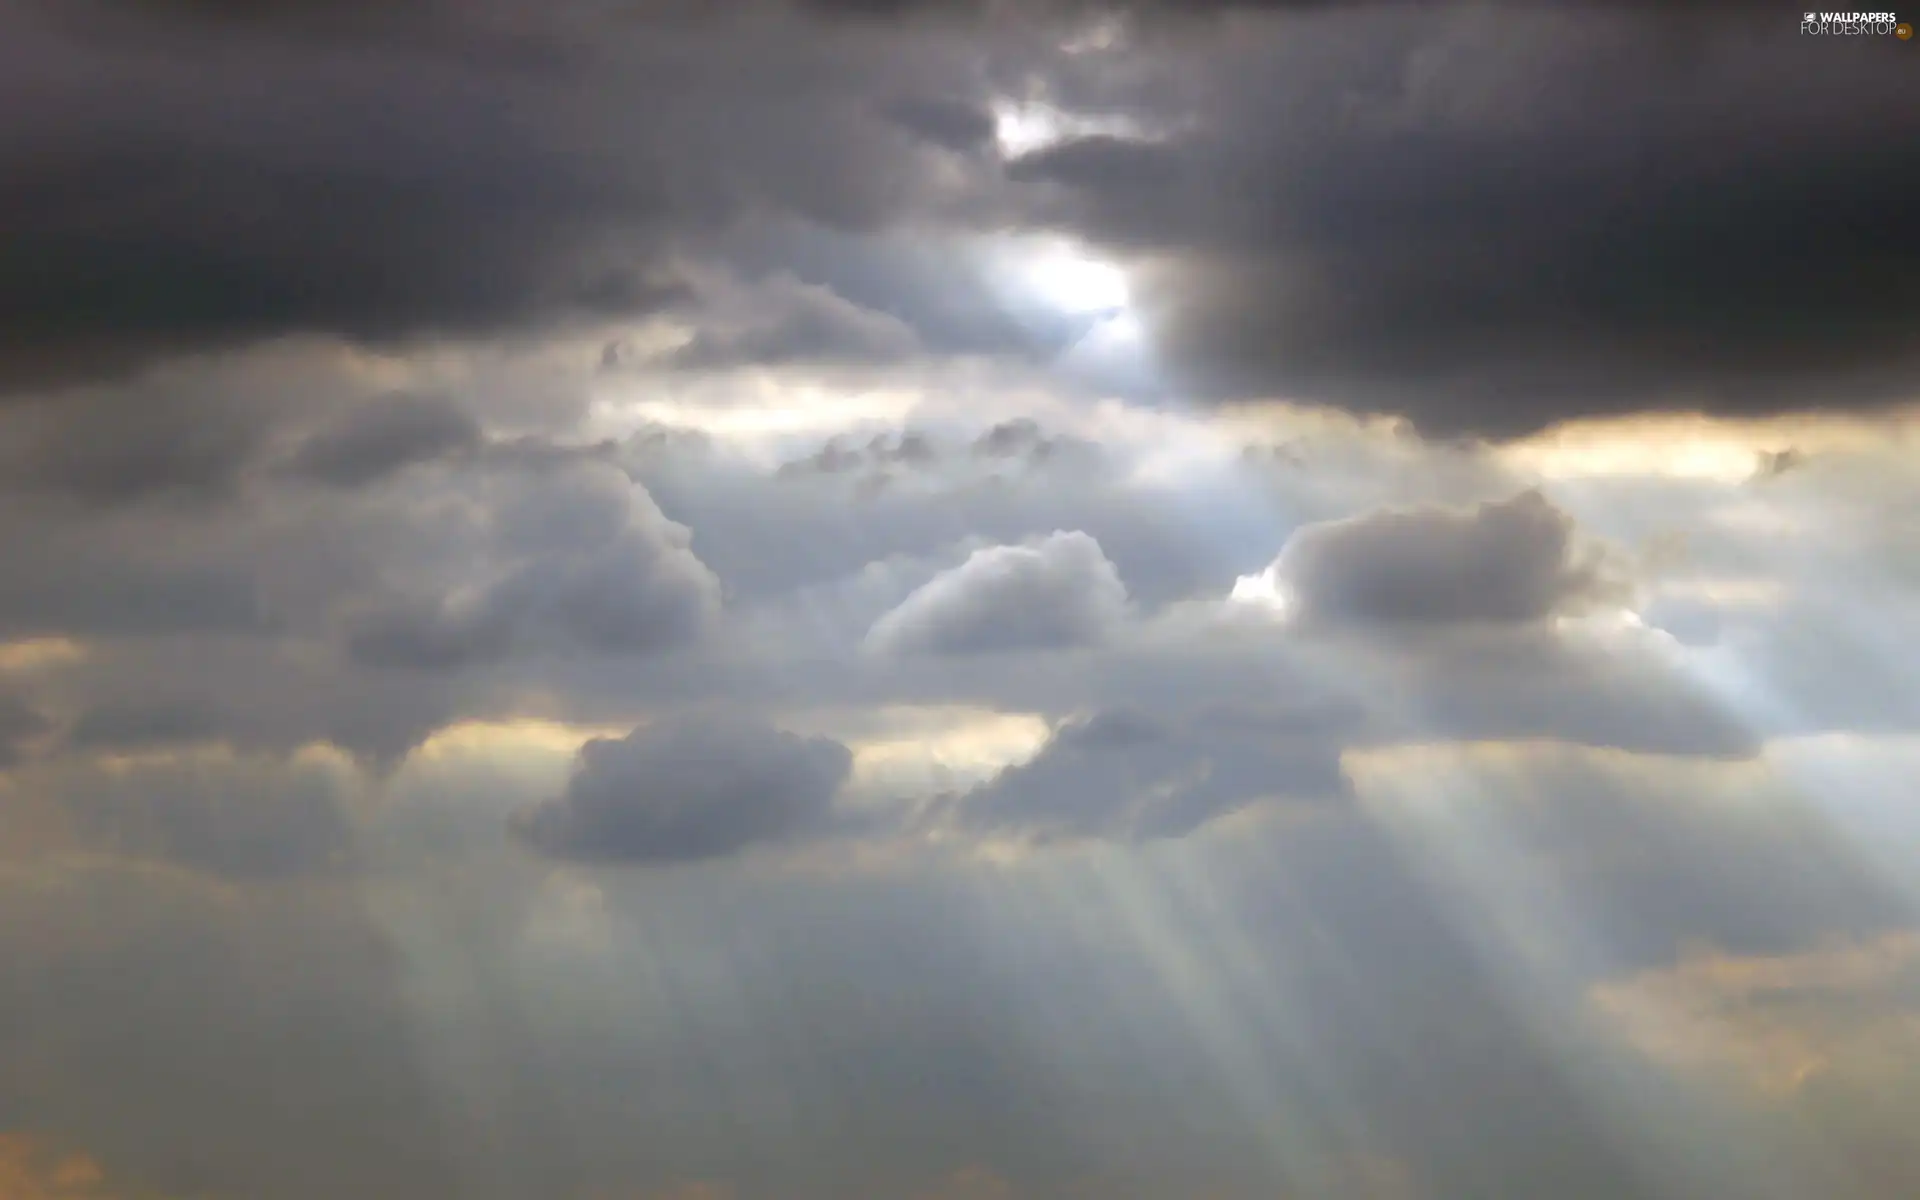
[667,274,925,371]
[0,861,453,1199]
[43,752,358,879]
[880,93,998,152]
[0,0,976,394]
[1269,490,1621,626]
[284,392,483,487]
[2,6,1916,1195]
[0,692,49,766]
[0,387,275,507]
[2,0,1911,441]
[345,461,723,670]
[1007,7,1920,435]
[512,716,854,863]
[949,706,1349,842]
[65,698,220,751]
[865,530,1132,656]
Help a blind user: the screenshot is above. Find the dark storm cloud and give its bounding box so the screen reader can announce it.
[284,392,483,487]
[5,0,1913,435]
[0,0,974,394]
[512,716,854,863]
[1010,6,1920,434]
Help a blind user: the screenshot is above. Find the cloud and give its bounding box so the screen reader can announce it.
[1251,490,1621,626]
[283,392,483,487]
[0,388,274,507]
[667,275,923,370]
[344,461,723,669]
[1593,931,1920,1098]
[866,530,1131,656]
[0,3,1915,1197]
[948,707,1348,842]
[0,692,50,766]
[1004,6,1920,435]
[0,1132,150,1199]
[34,749,360,880]
[0,861,453,1199]
[4,0,1912,441]
[0,0,973,394]
[65,700,221,752]
[776,429,940,478]
[881,95,998,153]
[512,717,855,863]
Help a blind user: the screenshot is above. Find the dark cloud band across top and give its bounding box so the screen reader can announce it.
[2,0,1914,435]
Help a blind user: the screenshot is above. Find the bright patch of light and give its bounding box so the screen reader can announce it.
[1020,242,1130,316]
[0,637,88,674]
[849,710,1052,797]
[1498,412,1904,483]
[1229,566,1292,614]
[591,380,922,444]
[991,100,1145,160]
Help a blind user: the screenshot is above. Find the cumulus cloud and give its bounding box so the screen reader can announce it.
[512,717,855,864]
[1248,490,1622,627]
[866,530,1131,656]
[345,462,723,669]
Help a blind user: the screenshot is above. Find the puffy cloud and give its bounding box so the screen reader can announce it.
[1249,490,1621,627]
[866,531,1131,656]
[345,461,723,669]
[512,717,854,864]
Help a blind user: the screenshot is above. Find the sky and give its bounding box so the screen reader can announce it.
[0,1,1917,1197]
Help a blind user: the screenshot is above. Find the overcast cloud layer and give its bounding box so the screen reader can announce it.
[1,1,1918,1198]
